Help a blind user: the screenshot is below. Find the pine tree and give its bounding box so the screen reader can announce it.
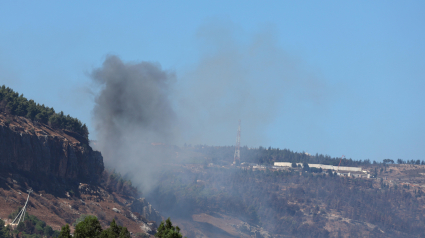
[59,224,72,238]
[155,218,185,238]
[74,216,102,238]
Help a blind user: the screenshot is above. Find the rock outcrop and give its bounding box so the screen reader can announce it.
[130,198,162,224]
[0,114,104,182]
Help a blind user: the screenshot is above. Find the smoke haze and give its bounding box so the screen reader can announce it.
[90,23,325,192]
[177,23,322,146]
[91,55,178,191]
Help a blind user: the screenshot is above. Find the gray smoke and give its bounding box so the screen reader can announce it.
[177,23,325,146]
[91,55,177,191]
[90,23,325,193]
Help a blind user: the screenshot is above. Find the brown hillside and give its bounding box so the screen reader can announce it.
[0,113,161,237]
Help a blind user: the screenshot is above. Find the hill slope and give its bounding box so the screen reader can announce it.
[0,112,160,237]
[146,146,425,238]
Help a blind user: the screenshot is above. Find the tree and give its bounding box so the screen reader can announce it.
[44,225,54,236]
[118,227,131,238]
[383,159,394,164]
[59,224,72,238]
[291,162,297,168]
[1,225,11,238]
[17,222,25,232]
[0,85,88,137]
[302,162,310,172]
[0,219,4,238]
[155,218,185,238]
[74,215,102,238]
[99,219,130,238]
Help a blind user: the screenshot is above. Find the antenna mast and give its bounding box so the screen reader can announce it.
[337,155,345,171]
[233,119,241,164]
[12,189,33,225]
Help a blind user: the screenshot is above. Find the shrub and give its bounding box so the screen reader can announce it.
[74,216,102,238]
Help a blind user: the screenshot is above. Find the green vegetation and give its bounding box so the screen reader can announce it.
[155,218,185,238]
[61,216,130,238]
[74,215,102,238]
[72,214,91,227]
[3,210,60,238]
[58,224,71,238]
[0,218,11,238]
[0,85,88,139]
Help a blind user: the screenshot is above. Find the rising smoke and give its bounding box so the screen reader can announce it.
[90,22,325,193]
[91,55,178,191]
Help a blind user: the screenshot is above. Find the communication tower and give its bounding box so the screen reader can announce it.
[233,119,241,164]
[337,155,345,171]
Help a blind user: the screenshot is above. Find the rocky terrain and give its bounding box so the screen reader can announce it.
[0,113,103,182]
[0,113,161,237]
[0,177,160,236]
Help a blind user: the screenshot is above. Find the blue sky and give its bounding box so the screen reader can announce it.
[0,1,424,162]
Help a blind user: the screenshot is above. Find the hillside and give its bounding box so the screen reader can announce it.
[0,111,160,237]
[146,146,425,238]
[3,109,425,238]
[0,172,160,235]
[0,113,103,184]
[2,85,424,238]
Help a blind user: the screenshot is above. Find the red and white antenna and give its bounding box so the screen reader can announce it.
[233,119,241,164]
[337,155,345,171]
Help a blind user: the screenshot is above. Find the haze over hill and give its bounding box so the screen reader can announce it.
[89,38,325,192]
[2,86,425,237]
[1,2,424,237]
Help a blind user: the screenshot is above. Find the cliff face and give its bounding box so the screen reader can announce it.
[0,113,104,182]
[130,198,162,224]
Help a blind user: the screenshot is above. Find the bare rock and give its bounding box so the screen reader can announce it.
[0,120,104,182]
[130,198,162,224]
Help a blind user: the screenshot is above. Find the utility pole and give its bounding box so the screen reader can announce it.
[12,189,33,225]
[233,119,241,165]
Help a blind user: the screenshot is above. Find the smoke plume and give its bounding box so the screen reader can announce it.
[91,55,177,191]
[90,23,325,193]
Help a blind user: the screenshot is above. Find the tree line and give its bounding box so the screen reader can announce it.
[188,145,424,167]
[1,212,183,238]
[0,85,88,139]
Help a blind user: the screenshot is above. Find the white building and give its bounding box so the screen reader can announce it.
[274,162,362,172]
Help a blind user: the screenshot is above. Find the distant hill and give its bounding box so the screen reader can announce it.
[147,145,425,238]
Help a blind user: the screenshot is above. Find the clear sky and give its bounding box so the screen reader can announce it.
[0,1,424,162]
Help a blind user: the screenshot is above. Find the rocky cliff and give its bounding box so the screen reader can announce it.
[0,113,104,182]
[0,112,164,236]
[130,198,162,224]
